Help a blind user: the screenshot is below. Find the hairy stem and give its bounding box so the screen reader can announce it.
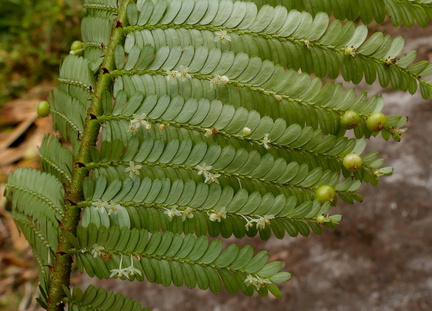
[46,1,132,310]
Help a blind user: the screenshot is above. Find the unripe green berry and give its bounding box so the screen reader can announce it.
[344,46,355,56]
[315,185,336,204]
[37,101,50,117]
[70,40,84,56]
[366,112,387,132]
[317,215,326,224]
[343,153,363,172]
[243,127,251,136]
[340,110,360,129]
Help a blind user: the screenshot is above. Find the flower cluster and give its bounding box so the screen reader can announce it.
[209,74,229,89]
[244,275,272,291]
[163,205,195,222]
[109,255,142,279]
[244,215,275,231]
[127,113,151,133]
[166,65,192,81]
[196,164,221,184]
[91,200,127,215]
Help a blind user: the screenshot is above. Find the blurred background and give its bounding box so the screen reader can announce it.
[0,0,81,105]
[0,2,431,310]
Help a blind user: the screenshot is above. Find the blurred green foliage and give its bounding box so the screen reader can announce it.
[0,0,82,105]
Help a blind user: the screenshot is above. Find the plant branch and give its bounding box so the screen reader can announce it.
[46,1,132,310]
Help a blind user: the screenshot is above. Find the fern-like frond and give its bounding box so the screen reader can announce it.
[109,44,401,136]
[98,93,390,185]
[74,225,291,297]
[237,0,432,27]
[121,1,432,98]
[64,285,150,311]
[80,175,342,238]
[87,136,366,202]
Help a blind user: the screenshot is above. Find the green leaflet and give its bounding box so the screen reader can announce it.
[75,225,291,297]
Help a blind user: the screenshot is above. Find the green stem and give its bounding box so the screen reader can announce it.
[46,1,132,310]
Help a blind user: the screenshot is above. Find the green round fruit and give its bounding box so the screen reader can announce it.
[317,215,326,224]
[340,110,360,129]
[70,40,84,55]
[315,185,336,204]
[366,112,387,132]
[343,153,363,172]
[37,101,50,117]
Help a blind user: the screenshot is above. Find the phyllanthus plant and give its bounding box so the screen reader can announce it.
[6,0,432,310]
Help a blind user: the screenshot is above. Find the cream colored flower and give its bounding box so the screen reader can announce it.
[214,30,232,42]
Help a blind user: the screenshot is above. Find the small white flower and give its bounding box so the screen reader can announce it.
[204,172,221,184]
[164,206,182,221]
[204,128,213,137]
[123,255,142,277]
[125,161,142,178]
[178,65,192,79]
[127,124,138,133]
[196,164,212,175]
[91,244,105,258]
[181,207,194,221]
[130,113,151,130]
[92,199,109,214]
[244,275,259,289]
[214,30,232,42]
[219,75,229,83]
[131,113,147,126]
[261,133,271,149]
[208,207,227,222]
[244,275,271,290]
[109,255,129,278]
[255,215,275,230]
[80,248,87,254]
[196,164,221,184]
[245,219,255,230]
[256,276,272,289]
[209,74,229,89]
[107,201,124,215]
[242,127,251,136]
[166,70,181,81]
